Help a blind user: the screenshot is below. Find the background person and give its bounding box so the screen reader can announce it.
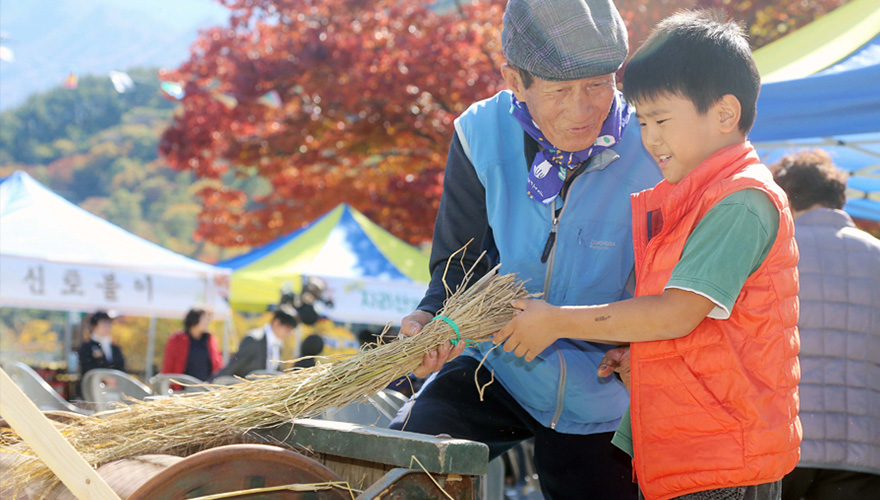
[214,304,298,378]
[78,310,125,375]
[389,1,661,498]
[161,308,223,381]
[292,333,324,369]
[77,310,125,397]
[771,150,880,500]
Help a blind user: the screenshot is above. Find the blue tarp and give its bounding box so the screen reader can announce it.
[752,32,880,221]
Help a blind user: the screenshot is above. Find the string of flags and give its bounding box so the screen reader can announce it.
[63,72,78,89]
[160,81,185,100]
[53,66,281,111]
[109,70,134,93]
[256,89,282,109]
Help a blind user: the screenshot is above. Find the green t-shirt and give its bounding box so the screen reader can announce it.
[612,189,779,457]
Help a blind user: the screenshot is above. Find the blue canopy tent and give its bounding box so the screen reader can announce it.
[218,204,430,325]
[751,0,880,221]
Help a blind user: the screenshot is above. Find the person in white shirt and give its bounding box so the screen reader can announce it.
[214,304,298,378]
[77,311,125,397]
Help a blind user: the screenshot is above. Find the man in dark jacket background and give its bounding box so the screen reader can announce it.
[214,304,298,378]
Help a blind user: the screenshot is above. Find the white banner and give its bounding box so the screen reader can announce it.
[316,276,427,326]
[0,255,230,319]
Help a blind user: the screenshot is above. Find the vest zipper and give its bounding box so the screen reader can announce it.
[542,199,560,297]
[541,197,569,430]
[551,345,567,430]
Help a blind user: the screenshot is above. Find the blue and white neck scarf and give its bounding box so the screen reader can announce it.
[510,91,631,205]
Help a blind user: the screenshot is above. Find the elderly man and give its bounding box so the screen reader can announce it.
[388,1,660,498]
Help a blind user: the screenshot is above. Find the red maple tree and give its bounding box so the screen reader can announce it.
[160,0,846,247]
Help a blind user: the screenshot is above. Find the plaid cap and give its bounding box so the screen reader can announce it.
[502,0,629,82]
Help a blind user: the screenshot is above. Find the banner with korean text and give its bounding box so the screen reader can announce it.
[0,255,230,319]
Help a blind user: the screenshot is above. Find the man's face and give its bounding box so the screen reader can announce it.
[93,319,113,340]
[503,66,617,152]
[272,320,295,340]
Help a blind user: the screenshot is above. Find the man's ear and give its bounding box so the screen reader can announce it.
[501,63,527,101]
[715,94,741,133]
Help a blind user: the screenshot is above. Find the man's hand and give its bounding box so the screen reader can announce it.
[401,310,467,378]
[597,346,631,390]
[492,299,560,362]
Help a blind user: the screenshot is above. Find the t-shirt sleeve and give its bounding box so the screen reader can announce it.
[666,189,779,319]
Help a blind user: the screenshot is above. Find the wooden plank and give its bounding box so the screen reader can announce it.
[259,419,489,476]
[0,367,120,500]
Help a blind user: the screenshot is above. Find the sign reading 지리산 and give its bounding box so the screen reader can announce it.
[315,276,428,326]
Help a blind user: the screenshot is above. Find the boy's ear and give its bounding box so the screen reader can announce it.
[715,94,741,133]
[501,63,527,101]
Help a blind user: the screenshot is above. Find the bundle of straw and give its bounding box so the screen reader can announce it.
[1,263,530,496]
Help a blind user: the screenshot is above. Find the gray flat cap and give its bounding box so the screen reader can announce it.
[502,0,629,81]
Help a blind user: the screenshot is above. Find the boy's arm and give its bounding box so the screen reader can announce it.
[495,189,779,362]
[494,290,714,362]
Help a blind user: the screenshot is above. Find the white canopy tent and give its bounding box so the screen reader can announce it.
[0,171,232,378]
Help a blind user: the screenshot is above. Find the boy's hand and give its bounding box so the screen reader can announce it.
[400,310,467,378]
[598,346,631,390]
[493,299,559,362]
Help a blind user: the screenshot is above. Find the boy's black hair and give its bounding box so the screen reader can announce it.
[623,9,760,134]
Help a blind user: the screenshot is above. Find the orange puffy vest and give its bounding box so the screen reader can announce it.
[629,143,801,500]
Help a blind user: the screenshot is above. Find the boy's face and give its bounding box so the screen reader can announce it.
[635,93,736,184]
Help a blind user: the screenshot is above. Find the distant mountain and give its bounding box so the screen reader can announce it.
[0,0,229,110]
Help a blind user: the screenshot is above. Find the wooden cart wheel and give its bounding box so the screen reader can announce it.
[128,444,350,499]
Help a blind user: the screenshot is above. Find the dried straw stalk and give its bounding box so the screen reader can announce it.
[1,263,530,497]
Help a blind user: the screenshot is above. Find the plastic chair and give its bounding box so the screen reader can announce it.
[322,399,391,427]
[210,375,244,386]
[0,360,90,415]
[149,373,211,395]
[321,388,409,427]
[245,369,284,379]
[81,368,152,409]
[380,388,410,408]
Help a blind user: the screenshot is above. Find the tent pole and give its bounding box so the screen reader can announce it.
[63,311,73,373]
[145,317,157,381]
[293,324,302,360]
[223,316,231,363]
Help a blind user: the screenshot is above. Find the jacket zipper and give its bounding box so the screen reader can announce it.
[541,197,570,430]
[551,345,567,429]
[542,151,621,430]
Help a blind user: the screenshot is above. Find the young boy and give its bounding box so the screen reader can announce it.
[493,10,801,500]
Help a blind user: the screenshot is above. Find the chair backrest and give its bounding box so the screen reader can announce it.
[81,369,152,407]
[320,388,409,427]
[245,369,283,379]
[0,360,88,414]
[322,400,391,427]
[210,375,243,386]
[149,373,211,395]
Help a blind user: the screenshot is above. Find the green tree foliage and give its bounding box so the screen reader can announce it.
[0,68,175,165]
[0,67,237,263]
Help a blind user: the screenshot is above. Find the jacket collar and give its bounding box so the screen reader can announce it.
[644,142,760,216]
